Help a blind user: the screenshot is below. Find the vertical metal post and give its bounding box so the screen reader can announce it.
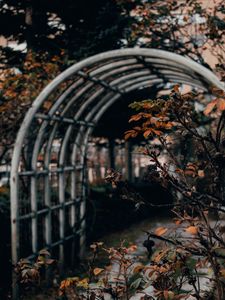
[79,148,87,258]
[59,170,65,267]
[10,173,19,300]
[31,176,38,253]
[44,137,54,249]
[70,168,76,266]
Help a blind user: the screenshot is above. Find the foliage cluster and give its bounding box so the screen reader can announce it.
[15,87,225,299]
[0,50,66,162]
[3,1,225,299]
[0,0,225,164]
[0,0,127,63]
[101,86,225,299]
[118,0,225,76]
[15,249,55,287]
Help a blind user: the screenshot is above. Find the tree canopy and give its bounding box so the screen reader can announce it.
[0,0,129,65]
[0,0,225,163]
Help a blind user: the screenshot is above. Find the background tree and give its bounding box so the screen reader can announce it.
[0,0,131,163]
[117,0,225,78]
[0,0,225,163]
[0,0,129,66]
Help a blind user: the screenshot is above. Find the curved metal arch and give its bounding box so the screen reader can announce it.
[10,48,225,281]
[56,71,207,192]
[11,48,225,170]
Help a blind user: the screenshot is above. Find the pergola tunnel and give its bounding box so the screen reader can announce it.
[10,48,225,277]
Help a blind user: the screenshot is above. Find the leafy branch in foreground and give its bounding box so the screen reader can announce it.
[120,86,225,299]
[15,87,225,300]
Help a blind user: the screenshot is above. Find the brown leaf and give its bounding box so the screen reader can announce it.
[204,99,217,115]
[174,219,182,225]
[124,130,138,140]
[173,84,180,93]
[133,264,144,274]
[186,226,198,235]
[153,249,169,263]
[151,128,163,136]
[129,114,143,122]
[211,87,225,97]
[163,290,175,300]
[143,128,153,138]
[217,98,225,111]
[154,227,168,236]
[93,268,104,276]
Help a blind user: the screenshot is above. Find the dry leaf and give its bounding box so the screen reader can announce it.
[143,128,153,138]
[155,227,168,236]
[129,114,143,122]
[173,84,180,93]
[128,245,137,252]
[133,264,144,274]
[174,219,182,225]
[186,226,198,235]
[77,278,89,288]
[211,87,225,97]
[163,290,175,300]
[153,249,168,263]
[217,98,225,111]
[204,99,217,115]
[93,268,105,276]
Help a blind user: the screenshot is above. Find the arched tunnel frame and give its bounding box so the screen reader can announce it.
[10,48,225,291]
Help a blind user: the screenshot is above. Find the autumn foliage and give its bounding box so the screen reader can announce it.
[29,86,225,300]
[123,86,225,299]
[0,50,66,162]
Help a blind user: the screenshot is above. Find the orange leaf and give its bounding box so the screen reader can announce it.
[151,128,163,136]
[174,219,182,225]
[153,249,168,263]
[124,130,138,140]
[154,227,168,236]
[217,98,225,111]
[143,128,153,138]
[186,226,198,235]
[204,99,217,115]
[173,84,180,93]
[93,268,104,276]
[129,114,143,122]
[220,268,225,277]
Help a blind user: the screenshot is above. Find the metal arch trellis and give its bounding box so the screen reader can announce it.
[10,48,225,297]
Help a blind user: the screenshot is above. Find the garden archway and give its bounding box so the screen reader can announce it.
[10,48,225,270]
